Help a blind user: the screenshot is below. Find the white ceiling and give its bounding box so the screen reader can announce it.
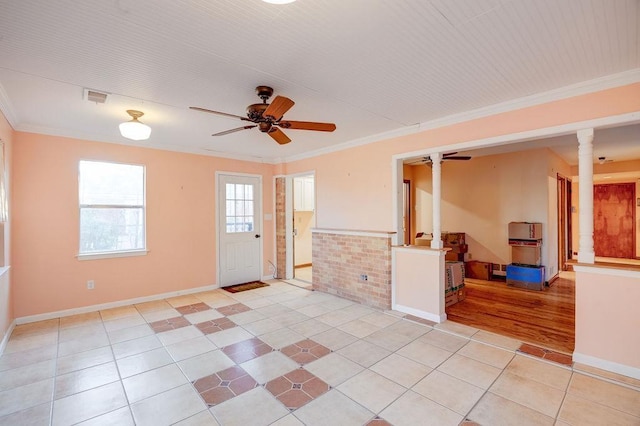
[0,0,638,163]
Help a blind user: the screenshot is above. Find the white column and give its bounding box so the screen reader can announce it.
[430,152,444,249]
[577,128,595,264]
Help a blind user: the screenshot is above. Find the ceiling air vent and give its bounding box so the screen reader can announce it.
[83,88,108,104]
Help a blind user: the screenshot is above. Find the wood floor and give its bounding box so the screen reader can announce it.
[446,273,575,353]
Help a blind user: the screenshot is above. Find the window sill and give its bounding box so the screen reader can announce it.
[77,250,148,261]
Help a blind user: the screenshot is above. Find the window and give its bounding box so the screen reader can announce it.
[225,183,254,233]
[79,160,145,256]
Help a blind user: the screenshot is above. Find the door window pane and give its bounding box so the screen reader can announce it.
[225,182,255,234]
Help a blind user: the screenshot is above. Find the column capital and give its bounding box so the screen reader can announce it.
[430,152,442,163]
[577,128,594,144]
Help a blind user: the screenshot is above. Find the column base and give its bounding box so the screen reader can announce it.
[577,252,595,264]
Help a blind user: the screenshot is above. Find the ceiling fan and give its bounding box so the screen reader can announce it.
[190,86,336,145]
[407,152,472,165]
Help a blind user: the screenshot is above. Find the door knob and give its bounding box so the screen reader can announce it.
[255,234,261,238]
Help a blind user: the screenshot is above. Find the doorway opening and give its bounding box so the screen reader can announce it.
[292,174,315,283]
[403,180,411,245]
[399,145,579,354]
[557,174,573,271]
[594,182,636,259]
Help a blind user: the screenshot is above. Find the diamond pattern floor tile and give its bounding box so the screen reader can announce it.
[216,303,252,316]
[195,317,237,335]
[193,365,258,406]
[281,339,331,365]
[222,338,274,364]
[265,368,330,410]
[176,303,212,315]
[149,316,190,333]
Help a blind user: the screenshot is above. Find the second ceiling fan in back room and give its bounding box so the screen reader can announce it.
[408,152,472,166]
[190,86,336,145]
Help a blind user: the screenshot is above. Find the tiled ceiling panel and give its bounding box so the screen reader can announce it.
[0,0,637,161]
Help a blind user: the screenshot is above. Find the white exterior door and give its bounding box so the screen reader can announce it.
[218,174,261,286]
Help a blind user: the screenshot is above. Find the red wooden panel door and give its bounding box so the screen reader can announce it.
[593,183,635,258]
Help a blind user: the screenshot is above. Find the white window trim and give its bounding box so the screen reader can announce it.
[76,249,148,261]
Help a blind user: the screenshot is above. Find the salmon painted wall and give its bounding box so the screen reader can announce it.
[284,83,640,232]
[12,132,275,318]
[0,111,13,341]
[574,267,640,378]
[393,247,445,322]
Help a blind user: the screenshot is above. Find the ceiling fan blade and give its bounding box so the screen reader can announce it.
[442,152,459,157]
[405,157,429,165]
[278,120,336,132]
[212,125,257,137]
[268,127,291,145]
[190,106,251,122]
[263,96,294,121]
[443,156,471,160]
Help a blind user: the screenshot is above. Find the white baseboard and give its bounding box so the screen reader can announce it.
[16,283,219,325]
[0,319,16,356]
[573,352,640,381]
[393,303,446,323]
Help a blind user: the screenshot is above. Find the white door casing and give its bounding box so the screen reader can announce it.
[217,173,262,287]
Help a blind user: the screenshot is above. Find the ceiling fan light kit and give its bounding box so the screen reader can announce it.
[119,110,151,141]
[190,86,336,145]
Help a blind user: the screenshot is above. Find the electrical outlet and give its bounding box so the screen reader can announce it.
[87,280,95,290]
[360,274,368,281]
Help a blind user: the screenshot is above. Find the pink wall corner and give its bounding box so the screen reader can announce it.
[575,268,640,373]
[12,133,275,318]
[0,110,14,341]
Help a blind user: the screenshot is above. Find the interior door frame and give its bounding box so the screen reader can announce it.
[215,171,263,287]
[557,173,572,271]
[403,179,411,245]
[284,171,316,280]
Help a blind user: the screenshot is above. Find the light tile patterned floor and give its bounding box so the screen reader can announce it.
[1,280,639,425]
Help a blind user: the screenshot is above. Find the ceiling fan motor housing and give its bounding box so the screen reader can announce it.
[247,103,269,122]
[255,85,274,102]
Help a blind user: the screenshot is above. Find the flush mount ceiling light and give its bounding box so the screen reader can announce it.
[119,110,151,141]
[262,0,296,4]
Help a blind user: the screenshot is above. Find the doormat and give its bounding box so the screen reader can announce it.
[223,281,269,293]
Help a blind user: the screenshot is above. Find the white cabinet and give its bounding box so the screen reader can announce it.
[294,176,314,211]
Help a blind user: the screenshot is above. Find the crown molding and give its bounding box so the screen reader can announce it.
[5,69,639,166]
[0,82,18,128]
[281,68,640,164]
[418,68,640,132]
[14,123,278,164]
[281,124,420,163]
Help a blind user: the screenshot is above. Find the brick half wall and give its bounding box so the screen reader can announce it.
[312,229,394,310]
